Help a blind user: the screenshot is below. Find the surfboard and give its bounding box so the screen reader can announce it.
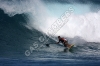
[64,44,74,52]
[68,44,74,51]
[45,43,74,52]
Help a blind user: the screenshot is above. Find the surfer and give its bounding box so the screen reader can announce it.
[57,36,71,48]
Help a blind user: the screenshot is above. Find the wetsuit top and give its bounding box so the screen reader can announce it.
[59,38,65,43]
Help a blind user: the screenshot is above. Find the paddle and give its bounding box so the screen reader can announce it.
[45,43,64,47]
[45,43,57,47]
[45,44,50,47]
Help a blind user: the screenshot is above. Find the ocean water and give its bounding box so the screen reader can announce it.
[0,0,100,66]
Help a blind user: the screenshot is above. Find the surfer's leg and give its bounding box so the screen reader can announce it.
[64,42,68,47]
[64,42,72,49]
[64,42,69,47]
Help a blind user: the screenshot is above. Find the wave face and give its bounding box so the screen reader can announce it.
[0,9,47,58]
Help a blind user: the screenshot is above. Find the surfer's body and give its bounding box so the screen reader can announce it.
[57,36,72,48]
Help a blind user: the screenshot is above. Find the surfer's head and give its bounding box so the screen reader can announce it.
[58,36,60,38]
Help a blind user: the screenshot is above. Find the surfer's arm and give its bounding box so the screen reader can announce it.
[57,42,59,44]
[57,40,60,44]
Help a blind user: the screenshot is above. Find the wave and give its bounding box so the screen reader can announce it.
[0,9,48,58]
[0,0,100,42]
[0,8,100,59]
[0,0,100,59]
